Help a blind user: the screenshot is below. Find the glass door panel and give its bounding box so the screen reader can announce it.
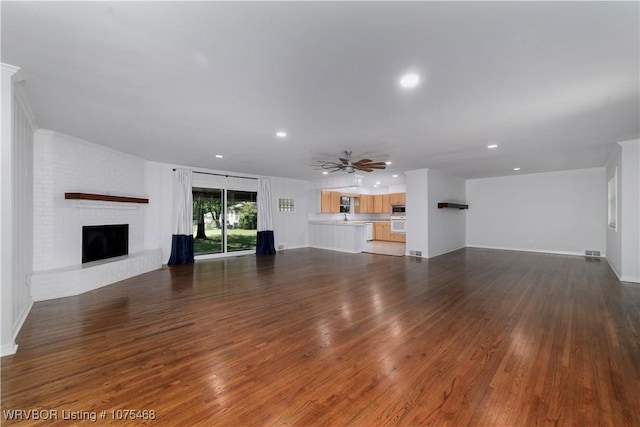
[226,190,257,252]
[193,187,225,255]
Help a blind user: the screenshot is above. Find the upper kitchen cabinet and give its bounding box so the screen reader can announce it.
[373,195,383,213]
[356,194,373,214]
[372,194,391,213]
[382,194,391,213]
[389,193,406,205]
[320,190,341,213]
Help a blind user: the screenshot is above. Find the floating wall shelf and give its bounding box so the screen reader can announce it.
[65,193,149,204]
[438,202,469,210]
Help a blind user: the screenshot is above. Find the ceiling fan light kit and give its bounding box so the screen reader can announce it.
[314,151,387,174]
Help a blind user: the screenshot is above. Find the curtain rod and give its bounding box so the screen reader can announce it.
[172,169,259,181]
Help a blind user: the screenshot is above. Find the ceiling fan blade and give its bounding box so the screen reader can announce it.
[319,161,342,168]
[366,164,387,169]
[355,166,375,172]
[353,158,372,165]
[339,158,349,165]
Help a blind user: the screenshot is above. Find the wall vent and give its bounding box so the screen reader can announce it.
[584,250,601,257]
[409,250,422,257]
[278,244,286,250]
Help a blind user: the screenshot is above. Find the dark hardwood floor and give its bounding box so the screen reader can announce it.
[2,248,639,426]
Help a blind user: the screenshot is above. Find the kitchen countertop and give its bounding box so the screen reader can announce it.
[308,221,370,226]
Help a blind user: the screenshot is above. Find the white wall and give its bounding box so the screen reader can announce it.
[144,162,310,263]
[269,176,310,250]
[607,140,640,283]
[619,140,639,282]
[405,169,466,258]
[427,169,466,258]
[405,169,429,257]
[143,161,174,258]
[605,145,623,277]
[466,168,606,256]
[33,130,147,270]
[1,64,36,356]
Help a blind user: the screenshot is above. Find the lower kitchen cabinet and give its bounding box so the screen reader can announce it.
[377,222,391,241]
[373,222,406,242]
[389,232,406,243]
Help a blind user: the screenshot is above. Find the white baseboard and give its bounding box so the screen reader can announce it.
[606,257,622,279]
[1,299,33,357]
[13,299,33,340]
[466,245,588,257]
[277,245,308,251]
[1,342,18,357]
[308,245,362,254]
[427,245,466,259]
[605,258,639,284]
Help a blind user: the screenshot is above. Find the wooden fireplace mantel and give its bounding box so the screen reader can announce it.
[65,192,149,204]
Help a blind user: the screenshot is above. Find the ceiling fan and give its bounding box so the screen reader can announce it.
[313,151,387,173]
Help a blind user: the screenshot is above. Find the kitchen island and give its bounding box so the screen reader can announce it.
[308,221,368,253]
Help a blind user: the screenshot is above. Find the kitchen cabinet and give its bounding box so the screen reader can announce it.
[373,195,383,213]
[382,194,391,213]
[373,221,391,241]
[356,194,373,214]
[390,193,406,205]
[373,221,406,242]
[374,222,385,240]
[373,194,395,213]
[389,232,406,243]
[320,190,341,213]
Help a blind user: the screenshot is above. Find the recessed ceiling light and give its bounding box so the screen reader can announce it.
[513,167,521,171]
[399,73,420,89]
[392,174,398,178]
[322,171,329,175]
[215,154,223,159]
[375,181,381,185]
[385,161,392,165]
[373,184,378,188]
[487,144,498,149]
[276,131,287,138]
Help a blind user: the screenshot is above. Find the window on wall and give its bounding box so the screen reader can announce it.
[607,169,617,230]
[339,196,351,213]
[278,198,295,212]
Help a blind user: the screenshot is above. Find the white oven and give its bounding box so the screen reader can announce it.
[390,215,406,233]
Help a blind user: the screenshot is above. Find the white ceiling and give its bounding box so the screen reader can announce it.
[2,2,638,183]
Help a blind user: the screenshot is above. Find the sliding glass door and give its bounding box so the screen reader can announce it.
[226,190,257,252]
[193,187,257,256]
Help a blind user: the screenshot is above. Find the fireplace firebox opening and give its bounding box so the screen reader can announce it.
[82,224,129,263]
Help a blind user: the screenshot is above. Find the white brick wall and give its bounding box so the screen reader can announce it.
[33,130,146,270]
[32,130,160,300]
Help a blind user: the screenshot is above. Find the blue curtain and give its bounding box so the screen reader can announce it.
[256,178,276,255]
[168,235,194,265]
[168,168,194,265]
[256,231,276,255]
